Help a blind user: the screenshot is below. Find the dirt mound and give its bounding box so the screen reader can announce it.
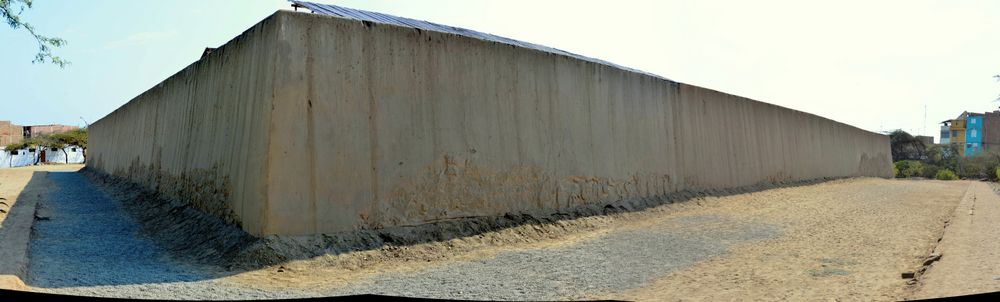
[83,168,257,269]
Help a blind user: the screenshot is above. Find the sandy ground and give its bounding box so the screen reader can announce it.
[907,182,1000,299]
[0,164,82,290]
[24,167,299,299]
[8,171,991,300]
[221,178,968,301]
[0,164,82,224]
[607,179,965,301]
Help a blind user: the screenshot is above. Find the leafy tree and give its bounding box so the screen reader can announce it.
[935,169,959,180]
[888,129,926,161]
[957,153,1000,180]
[49,128,86,163]
[2,128,87,166]
[924,144,959,172]
[1,0,68,67]
[3,136,44,165]
[894,160,923,178]
[4,140,29,167]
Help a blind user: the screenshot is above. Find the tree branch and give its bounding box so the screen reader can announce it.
[1,0,69,67]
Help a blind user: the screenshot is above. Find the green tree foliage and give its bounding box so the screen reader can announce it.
[1,0,68,67]
[956,153,1000,180]
[4,140,28,152]
[935,169,959,180]
[48,128,87,163]
[894,160,923,178]
[2,128,87,165]
[888,129,926,161]
[922,164,941,180]
[890,126,1000,181]
[924,144,959,168]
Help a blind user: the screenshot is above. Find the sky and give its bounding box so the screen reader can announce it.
[2,0,1000,142]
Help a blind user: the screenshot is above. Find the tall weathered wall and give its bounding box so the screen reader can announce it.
[90,11,891,236]
[87,14,281,233]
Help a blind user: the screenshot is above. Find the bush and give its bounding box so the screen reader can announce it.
[956,153,1000,180]
[922,164,941,180]
[935,169,959,180]
[894,160,923,178]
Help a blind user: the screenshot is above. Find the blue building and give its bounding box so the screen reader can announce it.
[965,114,983,155]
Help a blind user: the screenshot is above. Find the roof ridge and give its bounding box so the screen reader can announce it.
[287,0,674,83]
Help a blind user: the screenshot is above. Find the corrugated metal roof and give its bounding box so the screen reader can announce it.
[288,0,671,82]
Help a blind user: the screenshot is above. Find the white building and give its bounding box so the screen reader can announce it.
[0,145,85,168]
[43,146,85,164]
[1,148,40,168]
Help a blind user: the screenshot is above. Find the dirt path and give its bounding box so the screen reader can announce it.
[7,170,982,300]
[23,167,303,299]
[0,165,80,290]
[222,178,968,301]
[907,182,1000,299]
[0,165,74,225]
[610,179,965,301]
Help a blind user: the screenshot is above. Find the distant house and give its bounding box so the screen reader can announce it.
[941,110,1000,156]
[915,135,934,146]
[966,114,984,155]
[1,148,39,168]
[0,145,84,168]
[948,114,967,154]
[939,121,950,144]
[23,124,80,139]
[41,145,85,164]
[0,120,24,146]
[0,122,84,167]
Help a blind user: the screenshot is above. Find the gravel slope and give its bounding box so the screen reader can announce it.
[20,172,972,301]
[614,179,967,301]
[25,170,305,300]
[323,215,780,300]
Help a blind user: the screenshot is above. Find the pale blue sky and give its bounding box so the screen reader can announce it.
[3,0,1000,142]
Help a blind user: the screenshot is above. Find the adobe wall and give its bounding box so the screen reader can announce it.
[90,11,891,236]
[262,12,891,235]
[87,13,281,234]
[0,121,23,146]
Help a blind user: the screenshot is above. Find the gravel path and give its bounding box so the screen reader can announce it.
[25,171,304,300]
[323,215,781,300]
[910,182,1000,299]
[616,179,967,301]
[20,171,974,300]
[22,168,784,300]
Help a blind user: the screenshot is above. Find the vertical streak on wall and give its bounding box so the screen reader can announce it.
[305,22,319,234]
[262,12,891,236]
[88,13,282,235]
[364,23,380,233]
[90,11,892,237]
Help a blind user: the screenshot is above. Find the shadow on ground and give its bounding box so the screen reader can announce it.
[26,171,216,288]
[0,171,47,283]
[25,167,831,289]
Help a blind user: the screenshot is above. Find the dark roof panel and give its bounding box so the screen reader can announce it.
[288,1,672,82]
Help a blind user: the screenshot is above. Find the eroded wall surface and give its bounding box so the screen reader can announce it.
[87,14,281,234]
[263,12,891,235]
[90,11,891,236]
